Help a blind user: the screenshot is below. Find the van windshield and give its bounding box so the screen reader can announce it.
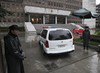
[49,30,72,40]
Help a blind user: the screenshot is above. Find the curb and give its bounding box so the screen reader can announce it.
[74,42,99,52]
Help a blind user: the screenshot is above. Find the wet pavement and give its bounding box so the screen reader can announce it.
[0,32,100,73]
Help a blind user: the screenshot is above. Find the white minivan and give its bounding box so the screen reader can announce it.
[38,27,75,54]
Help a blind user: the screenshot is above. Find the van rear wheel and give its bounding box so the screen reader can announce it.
[41,45,47,55]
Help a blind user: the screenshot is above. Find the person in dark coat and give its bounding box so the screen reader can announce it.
[4,25,25,73]
[82,26,90,51]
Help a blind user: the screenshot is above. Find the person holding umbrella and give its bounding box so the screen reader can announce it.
[82,26,90,51]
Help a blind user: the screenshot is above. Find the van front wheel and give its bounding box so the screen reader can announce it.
[41,45,47,55]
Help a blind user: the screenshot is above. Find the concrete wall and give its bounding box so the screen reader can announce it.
[33,24,76,34]
[24,6,71,16]
[0,22,24,27]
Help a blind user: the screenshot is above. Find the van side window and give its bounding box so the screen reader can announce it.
[41,30,47,39]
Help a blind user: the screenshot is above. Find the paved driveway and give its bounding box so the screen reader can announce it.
[19,33,100,73]
[0,31,100,73]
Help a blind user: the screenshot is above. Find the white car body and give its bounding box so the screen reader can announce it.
[39,27,75,54]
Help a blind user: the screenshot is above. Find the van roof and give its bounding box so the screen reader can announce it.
[43,27,70,31]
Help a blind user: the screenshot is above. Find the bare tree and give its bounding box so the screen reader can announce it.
[0,4,12,19]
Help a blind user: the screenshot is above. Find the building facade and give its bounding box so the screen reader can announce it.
[96,4,100,28]
[82,0,96,29]
[0,0,82,27]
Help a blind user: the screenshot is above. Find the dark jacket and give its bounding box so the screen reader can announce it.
[82,29,90,48]
[4,33,24,73]
[82,30,90,41]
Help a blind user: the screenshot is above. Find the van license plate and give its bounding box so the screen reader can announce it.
[58,45,65,47]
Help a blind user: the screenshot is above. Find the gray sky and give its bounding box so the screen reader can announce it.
[96,0,100,4]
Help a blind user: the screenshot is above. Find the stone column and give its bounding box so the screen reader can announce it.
[43,15,45,24]
[0,39,7,73]
[0,39,3,73]
[28,14,30,22]
[55,16,57,24]
[65,16,67,24]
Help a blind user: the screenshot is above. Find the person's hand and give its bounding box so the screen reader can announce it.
[22,52,26,58]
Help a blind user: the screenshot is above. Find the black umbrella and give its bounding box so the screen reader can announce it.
[92,12,100,18]
[71,8,97,24]
[71,8,92,18]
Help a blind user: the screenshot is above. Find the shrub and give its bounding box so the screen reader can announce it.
[95,31,100,36]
